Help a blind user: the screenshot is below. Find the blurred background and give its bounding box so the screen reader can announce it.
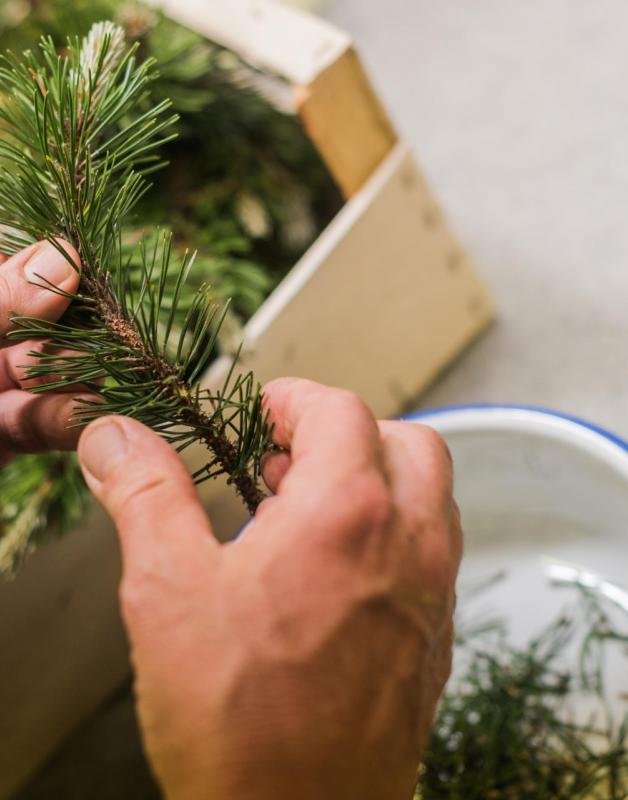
[14,0,628,796]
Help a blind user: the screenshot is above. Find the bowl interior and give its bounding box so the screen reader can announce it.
[407,407,628,704]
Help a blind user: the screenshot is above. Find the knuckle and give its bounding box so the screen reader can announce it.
[0,399,43,452]
[115,472,166,521]
[411,424,453,474]
[103,461,167,526]
[419,424,451,460]
[8,342,40,386]
[332,388,371,419]
[414,534,458,603]
[118,573,157,625]
[339,470,394,531]
[0,269,17,328]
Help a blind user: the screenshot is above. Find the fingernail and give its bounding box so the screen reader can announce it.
[24,242,75,288]
[79,419,128,483]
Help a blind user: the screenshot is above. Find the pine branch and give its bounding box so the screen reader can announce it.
[0,24,270,514]
[0,452,87,575]
[0,478,55,573]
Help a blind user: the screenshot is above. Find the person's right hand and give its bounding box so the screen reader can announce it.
[78,377,462,800]
[0,240,89,467]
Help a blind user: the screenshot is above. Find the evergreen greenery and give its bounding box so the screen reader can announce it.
[0,3,340,574]
[0,21,271,569]
[0,453,88,573]
[419,587,628,799]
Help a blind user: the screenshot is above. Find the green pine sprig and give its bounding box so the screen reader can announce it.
[0,452,87,574]
[0,23,270,516]
[418,587,628,799]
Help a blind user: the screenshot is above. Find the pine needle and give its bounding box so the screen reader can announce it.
[0,24,271,515]
[419,588,628,799]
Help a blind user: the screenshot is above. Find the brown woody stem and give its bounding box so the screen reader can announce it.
[94,281,264,515]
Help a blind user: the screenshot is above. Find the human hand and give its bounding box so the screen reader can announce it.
[77,378,461,800]
[0,240,89,467]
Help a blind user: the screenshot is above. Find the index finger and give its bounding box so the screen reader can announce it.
[258,378,388,522]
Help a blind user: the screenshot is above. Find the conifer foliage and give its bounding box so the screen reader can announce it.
[0,24,271,540]
[0,2,340,575]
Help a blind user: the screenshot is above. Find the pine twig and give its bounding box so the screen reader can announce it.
[0,452,87,575]
[0,23,270,514]
[0,479,53,573]
[419,588,628,799]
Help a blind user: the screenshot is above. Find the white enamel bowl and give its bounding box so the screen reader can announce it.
[404,404,628,701]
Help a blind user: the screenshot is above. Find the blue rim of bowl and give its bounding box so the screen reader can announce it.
[402,403,628,454]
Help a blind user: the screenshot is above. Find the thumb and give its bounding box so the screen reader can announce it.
[78,416,220,612]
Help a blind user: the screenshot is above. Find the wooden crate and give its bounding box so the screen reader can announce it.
[0,2,494,797]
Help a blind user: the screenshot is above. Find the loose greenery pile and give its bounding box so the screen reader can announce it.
[0,2,340,574]
[419,586,628,798]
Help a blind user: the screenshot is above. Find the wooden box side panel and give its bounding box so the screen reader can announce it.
[200,143,494,538]
[0,506,127,800]
[144,0,351,85]
[209,142,493,419]
[297,48,398,197]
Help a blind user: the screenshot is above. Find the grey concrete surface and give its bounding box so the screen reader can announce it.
[323,0,628,435]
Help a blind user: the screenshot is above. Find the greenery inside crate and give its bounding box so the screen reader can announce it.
[0,0,342,573]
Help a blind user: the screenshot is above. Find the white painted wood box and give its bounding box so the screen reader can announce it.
[0,2,493,796]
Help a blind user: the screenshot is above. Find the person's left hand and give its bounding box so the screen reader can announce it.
[0,239,91,467]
